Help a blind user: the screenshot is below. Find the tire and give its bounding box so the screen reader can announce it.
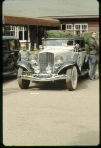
[66,66,78,91]
[17,67,30,89]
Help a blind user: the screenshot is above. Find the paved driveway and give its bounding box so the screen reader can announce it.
[3,75,100,146]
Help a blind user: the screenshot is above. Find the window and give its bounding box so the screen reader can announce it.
[24,26,28,40]
[74,24,88,34]
[61,24,66,30]
[75,25,80,30]
[4,25,29,42]
[82,25,87,30]
[66,24,73,30]
[61,24,73,31]
[10,25,16,36]
[18,26,28,41]
[18,26,23,40]
[9,40,17,50]
[74,40,85,48]
[67,40,73,46]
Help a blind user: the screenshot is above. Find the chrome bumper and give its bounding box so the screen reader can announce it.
[18,74,70,82]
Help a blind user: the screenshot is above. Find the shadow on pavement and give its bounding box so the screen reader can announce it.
[29,76,98,91]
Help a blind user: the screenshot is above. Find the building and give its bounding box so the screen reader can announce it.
[2,0,99,49]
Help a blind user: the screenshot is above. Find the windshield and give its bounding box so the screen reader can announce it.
[3,39,20,50]
[44,39,73,46]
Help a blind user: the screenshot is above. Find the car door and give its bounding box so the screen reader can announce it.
[3,40,10,68]
[9,39,20,64]
[3,39,20,70]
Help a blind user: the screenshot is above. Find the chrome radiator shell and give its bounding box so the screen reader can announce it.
[39,52,54,73]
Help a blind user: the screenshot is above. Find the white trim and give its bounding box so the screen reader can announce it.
[66,24,73,30]
[60,24,66,30]
[60,24,62,30]
[17,26,30,42]
[19,40,30,42]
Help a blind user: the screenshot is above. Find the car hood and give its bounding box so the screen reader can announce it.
[39,46,74,55]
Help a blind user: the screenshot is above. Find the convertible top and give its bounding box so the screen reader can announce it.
[45,36,84,40]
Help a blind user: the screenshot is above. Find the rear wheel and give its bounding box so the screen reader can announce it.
[17,67,30,89]
[66,66,78,91]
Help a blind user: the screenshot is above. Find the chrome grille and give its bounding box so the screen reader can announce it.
[39,52,54,73]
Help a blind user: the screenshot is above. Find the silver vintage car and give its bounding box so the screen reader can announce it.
[17,36,89,90]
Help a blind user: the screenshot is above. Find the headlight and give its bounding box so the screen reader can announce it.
[55,55,63,64]
[46,65,52,74]
[29,54,38,65]
[34,66,40,74]
[30,60,37,65]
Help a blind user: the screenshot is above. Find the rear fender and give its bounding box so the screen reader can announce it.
[17,61,33,72]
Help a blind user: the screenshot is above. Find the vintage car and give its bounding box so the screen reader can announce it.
[17,36,89,91]
[3,36,20,76]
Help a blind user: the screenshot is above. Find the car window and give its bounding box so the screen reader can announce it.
[80,40,85,47]
[9,40,17,50]
[74,40,85,48]
[3,40,8,50]
[44,39,73,46]
[67,40,73,46]
[16,40,20,49]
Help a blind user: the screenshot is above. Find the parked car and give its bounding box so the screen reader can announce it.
[3,36,20,76]
[17,36,89,90]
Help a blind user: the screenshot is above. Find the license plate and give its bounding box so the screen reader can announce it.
[22,71,32,76]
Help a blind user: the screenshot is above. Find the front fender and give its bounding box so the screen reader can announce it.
[17,61,33,72]
[58,61,75,74]
[58,53,81,74]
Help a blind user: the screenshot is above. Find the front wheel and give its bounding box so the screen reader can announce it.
[17,67,30,89]
[66,66,78,91]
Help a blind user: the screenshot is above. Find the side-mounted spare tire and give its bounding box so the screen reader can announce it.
[66,66,78,91]
[17,67,30,89]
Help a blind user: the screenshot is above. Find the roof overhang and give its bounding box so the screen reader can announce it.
[2,15,60,27]
[50,15,99,19]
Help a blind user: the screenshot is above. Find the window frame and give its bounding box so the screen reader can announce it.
[66,24,73,30]
[18,26,29,42]
[74,24,88,32]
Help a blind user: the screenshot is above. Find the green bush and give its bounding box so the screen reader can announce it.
[31,49,40,54]
[44,30,74,38]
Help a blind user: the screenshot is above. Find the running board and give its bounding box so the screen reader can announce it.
[3,69,17,76]
[80,69,89,76]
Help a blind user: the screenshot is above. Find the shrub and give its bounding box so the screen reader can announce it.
[44,30,74,38]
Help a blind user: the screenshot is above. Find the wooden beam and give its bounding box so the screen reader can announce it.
[3,16,60,27]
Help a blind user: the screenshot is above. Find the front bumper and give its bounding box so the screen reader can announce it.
[18,74,70,82]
